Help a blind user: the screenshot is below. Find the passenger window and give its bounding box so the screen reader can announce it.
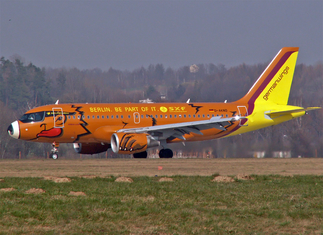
[160,115,162,118]
[203,114,205,118]
[184,115,186,118]
[128,115,131,118]
[73,116,76,119]
[193,115,196,118]
[102,115,104,119]
[141,115,144,118]
[155,115,158,118]
[107,116,109,119]
[116,115,119,118]
[82,115,85,119]
[207,114,210,118]
[226,114,228,117]
[121,115,124,119]
[165,115,167,118]
[170,115,172,118]
[78,116,80,119]
[174,115,177,118]
[179,115,182,118]
[68,116,71,119]
[111,115,114,119]
[198,115,200,118]
[189,115,191,118]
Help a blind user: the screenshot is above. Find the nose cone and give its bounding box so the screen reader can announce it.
[7,121,20,139]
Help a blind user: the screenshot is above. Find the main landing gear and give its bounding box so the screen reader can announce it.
[159,148,173,158]
[132,148,174,158]
[133,151,148,158]
[50,142,59,160]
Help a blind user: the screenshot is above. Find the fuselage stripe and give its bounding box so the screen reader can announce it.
[247,51,294,115]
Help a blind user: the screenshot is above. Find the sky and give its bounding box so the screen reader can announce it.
[1,0,322,71]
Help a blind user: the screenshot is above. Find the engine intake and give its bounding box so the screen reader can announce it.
[73,143,110,154]
[111,133,159,154]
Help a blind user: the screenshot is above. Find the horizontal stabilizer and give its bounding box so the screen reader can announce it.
[266,107,321,118]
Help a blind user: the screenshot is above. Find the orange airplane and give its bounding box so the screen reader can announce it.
[7,47,320,159]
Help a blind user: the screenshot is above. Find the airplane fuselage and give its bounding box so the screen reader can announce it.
[13,101,304,144]
[15,102,247,144]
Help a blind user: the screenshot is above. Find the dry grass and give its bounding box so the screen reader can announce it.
[68,191,86,196]
[235,174,255,180]
[0,188,15,192]
[43,176,72,183]
[80,175,97,179]
[0,158,322,178]
[158,177,174,182]
[211,175,234,182]
[25,188,45,194]
[115,176,134,182]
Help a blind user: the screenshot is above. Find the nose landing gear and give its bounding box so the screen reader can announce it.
[50,142,59,160]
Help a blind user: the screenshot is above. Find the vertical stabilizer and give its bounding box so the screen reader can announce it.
[237,47,299,114]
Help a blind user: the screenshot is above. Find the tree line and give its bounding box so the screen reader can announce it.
[0,56,322,159]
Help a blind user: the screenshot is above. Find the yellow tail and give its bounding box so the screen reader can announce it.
[228,47,320,137]
[237,47,299,114]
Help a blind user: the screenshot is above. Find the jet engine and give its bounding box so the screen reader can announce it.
[111,133,159,154]
[73,143,110,154]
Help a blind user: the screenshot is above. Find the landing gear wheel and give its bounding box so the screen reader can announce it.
[50,142,59,160]
[50,153,58,160]
[159,148,173,158]
[133,151,148,158]
[159,149,165,158]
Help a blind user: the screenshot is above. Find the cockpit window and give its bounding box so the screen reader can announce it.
[19,112,45,123]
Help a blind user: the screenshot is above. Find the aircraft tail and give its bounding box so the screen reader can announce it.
[237,47,299,114]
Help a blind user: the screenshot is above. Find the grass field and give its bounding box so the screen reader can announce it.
[0,175,323,234]
[0,159,322,234]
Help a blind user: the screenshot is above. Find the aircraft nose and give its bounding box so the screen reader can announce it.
[7,121,20,139]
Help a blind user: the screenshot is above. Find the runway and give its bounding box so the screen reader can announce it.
[0,158,322,177]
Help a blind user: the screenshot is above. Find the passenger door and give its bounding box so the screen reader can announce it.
[52,108,65,128]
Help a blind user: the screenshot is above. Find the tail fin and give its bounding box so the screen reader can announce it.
[237,47,299,113]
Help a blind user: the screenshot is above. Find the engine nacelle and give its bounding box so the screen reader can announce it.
[111,133,159,154]
[73,143,110,154]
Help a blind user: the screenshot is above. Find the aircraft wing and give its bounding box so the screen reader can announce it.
[117,116,246,140]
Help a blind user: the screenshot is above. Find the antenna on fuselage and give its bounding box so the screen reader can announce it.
[55,100,59,105]
[186,98,190,103]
